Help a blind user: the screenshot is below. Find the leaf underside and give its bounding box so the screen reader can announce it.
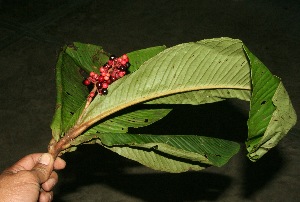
[51,38,297,172]
[69,133,240,173]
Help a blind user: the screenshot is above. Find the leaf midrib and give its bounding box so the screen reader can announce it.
[80,85,251,128]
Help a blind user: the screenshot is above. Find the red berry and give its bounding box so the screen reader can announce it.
[98,76,105,82]
[89,92,95,97]
[121,60,127,65]
[111,76,117,82]
[102,82,109,89]
[119,71,126,77]
[100,67,105,73]
[104,76,110,80]
[90,72,95,77]
[83,79,90,86]
[108,60,114,66]
[93,74,99,80]
[122,54,129,61]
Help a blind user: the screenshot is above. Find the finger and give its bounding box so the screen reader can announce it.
[39,190,53,202]
[31,153,54,184]
[3,153,44,174]
[53,157,66,170]
[41,171,58,192]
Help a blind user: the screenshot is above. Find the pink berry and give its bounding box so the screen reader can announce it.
[121,60,127,65]
[100,67,105,72]
[108,60,114,66]
[90,72,95,77]
[122,54,128,61]
[102,82,108,89]
[93,74,99,80]
[118,71,126,77]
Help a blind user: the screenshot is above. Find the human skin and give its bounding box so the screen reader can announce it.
[0,153,66,202]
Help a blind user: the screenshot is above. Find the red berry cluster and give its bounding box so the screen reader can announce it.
[83,54,130,97]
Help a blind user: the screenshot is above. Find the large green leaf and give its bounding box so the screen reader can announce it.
[66,38,252,171]
[67,133,240,173]
[100,133,239,167]
[243,46,297,161]
[50,37,296,173]
[101,133,239,172]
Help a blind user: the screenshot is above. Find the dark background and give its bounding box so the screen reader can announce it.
[0,0,299,201]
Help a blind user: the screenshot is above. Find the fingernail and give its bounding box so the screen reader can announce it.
[49,192,52,201]
[39,153,51,165]
[49,178,56,186]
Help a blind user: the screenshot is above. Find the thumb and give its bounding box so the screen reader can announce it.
[31,153,54,184]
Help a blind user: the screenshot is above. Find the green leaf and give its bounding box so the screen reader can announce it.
[83,108,172,134]
[70,133,240,173]
[50,37,296,173]
[80,38,251,126]
[67,38,251,171]
[51,44,169,139]
[65,42,109,73]
[243,46,297,161]
[51,43,110,140]
[146,89,250,105]
[127,45,167,73]
[50,46,90,140]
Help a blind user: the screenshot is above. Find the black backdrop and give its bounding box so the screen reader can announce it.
[0,1,299,201]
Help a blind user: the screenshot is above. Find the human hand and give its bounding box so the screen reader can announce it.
[0,153,66,202]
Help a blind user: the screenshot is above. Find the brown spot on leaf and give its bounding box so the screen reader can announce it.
[68,43,78,50]
[55,104,62,110]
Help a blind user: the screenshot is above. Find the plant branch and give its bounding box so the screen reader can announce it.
[48,85,98,159]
